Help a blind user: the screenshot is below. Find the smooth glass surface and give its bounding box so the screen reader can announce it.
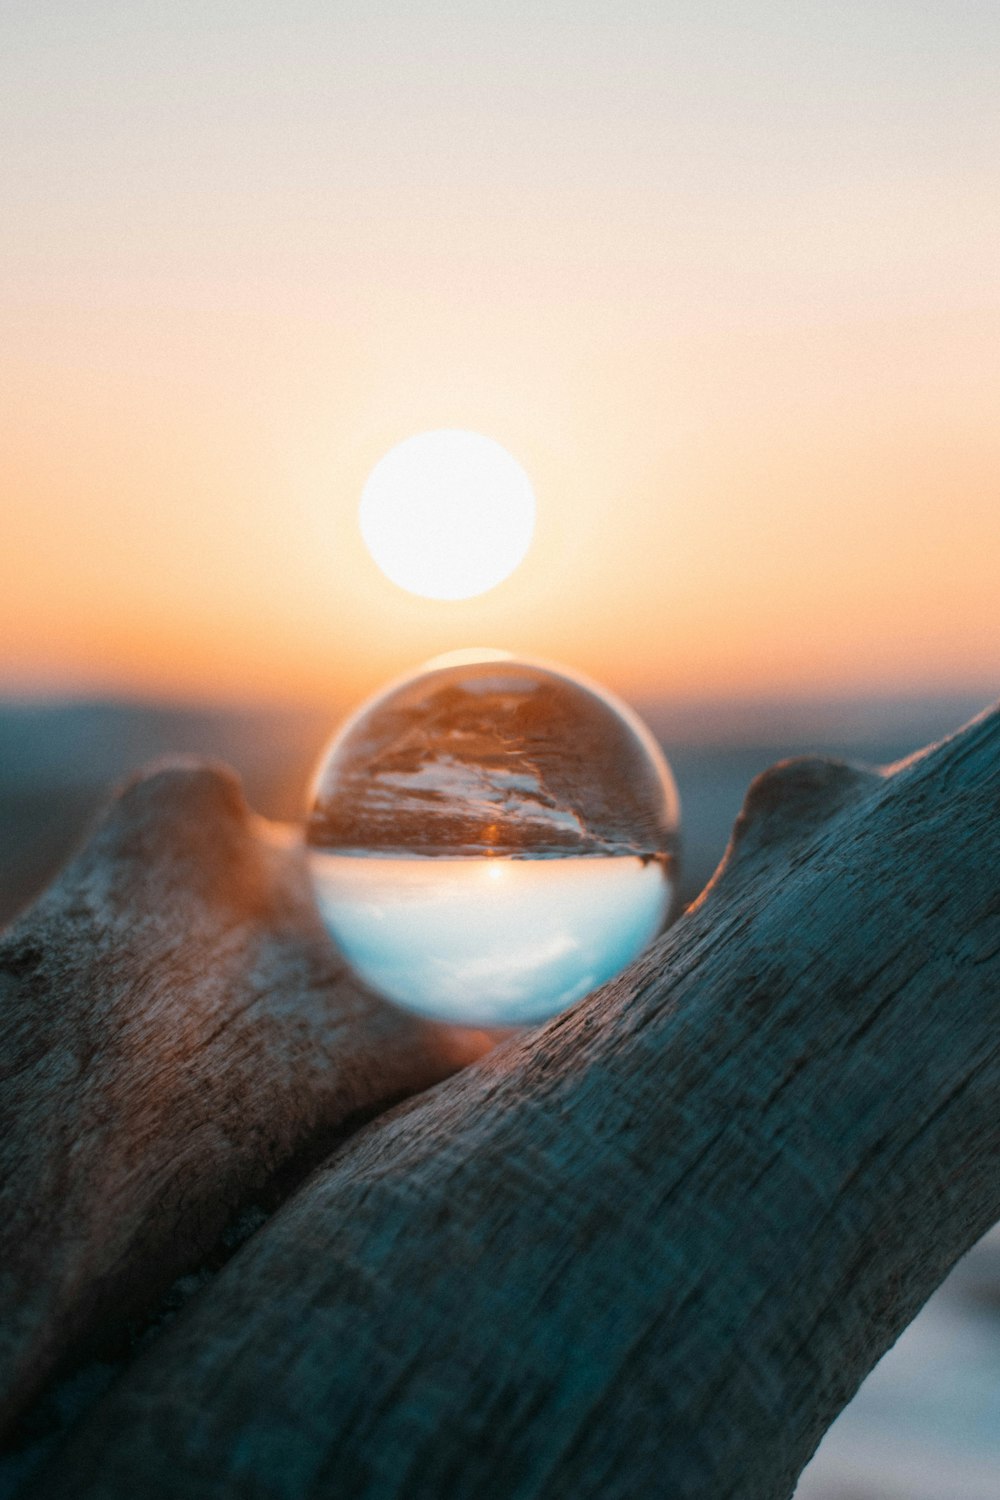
[309,852,672,1026]
[306,651,680,1025]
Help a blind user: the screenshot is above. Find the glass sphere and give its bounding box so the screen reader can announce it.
[306,651,680,1027]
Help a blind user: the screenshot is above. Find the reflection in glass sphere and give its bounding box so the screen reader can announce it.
[306,652,680,1027]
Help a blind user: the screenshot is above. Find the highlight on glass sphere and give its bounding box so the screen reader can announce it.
[306,651,680,1027]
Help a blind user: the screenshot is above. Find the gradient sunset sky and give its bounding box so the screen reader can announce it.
[3,1,998,709]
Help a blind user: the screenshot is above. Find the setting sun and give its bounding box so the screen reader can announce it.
[358,430,536,601]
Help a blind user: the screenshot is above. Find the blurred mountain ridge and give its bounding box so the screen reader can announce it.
[0,689,992,930]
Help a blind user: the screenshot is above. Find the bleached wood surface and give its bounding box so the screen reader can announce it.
[3,704,999,1498]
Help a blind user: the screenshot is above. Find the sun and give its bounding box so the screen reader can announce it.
[359,429,536,601]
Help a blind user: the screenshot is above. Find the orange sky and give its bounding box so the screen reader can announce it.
[3,3,998,710]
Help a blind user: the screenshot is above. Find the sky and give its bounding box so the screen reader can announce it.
[3,1,998,710]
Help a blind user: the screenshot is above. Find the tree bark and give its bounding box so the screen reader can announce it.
[6,705,1000,1499]
[0,761,483,1437]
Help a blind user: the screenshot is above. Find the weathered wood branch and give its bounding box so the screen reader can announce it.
[5,706,1000,1499]
[0,761,484,1436]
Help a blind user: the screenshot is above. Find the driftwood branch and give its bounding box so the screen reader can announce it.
[0,761,484,1436]
[3,706,999,1498]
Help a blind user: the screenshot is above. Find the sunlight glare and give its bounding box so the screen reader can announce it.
[358,429,536,600]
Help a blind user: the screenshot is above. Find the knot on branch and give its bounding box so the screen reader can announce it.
[98,755,250,859]
[56,757,278,927]
[728,756,882,864]
[117,754,248,823]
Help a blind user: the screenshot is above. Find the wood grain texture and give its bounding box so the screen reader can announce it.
[0,759,481,1436]
[25,705,1000,1499]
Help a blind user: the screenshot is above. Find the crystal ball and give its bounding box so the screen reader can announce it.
[306,652,680,1027]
